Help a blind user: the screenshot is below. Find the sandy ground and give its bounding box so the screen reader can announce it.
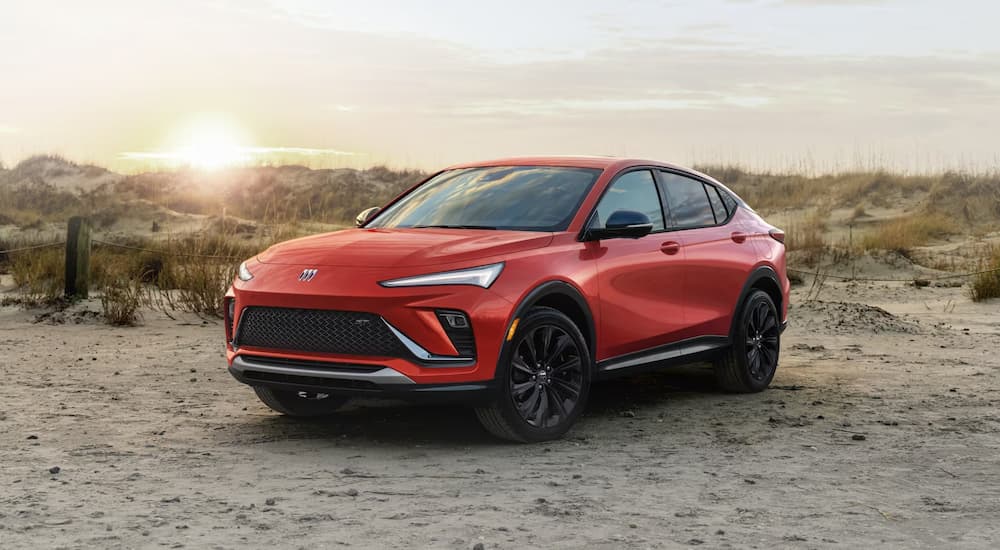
[1,282,999,549]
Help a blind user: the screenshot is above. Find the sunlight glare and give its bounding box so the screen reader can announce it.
[169,117,251,170]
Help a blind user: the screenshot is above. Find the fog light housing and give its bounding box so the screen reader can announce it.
[440,312,469,329]
[435,310,475,357]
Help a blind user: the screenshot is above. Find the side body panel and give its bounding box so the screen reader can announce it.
[588,235,689,360]
[679,209,762,338]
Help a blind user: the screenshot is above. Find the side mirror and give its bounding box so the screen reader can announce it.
[355,206,380,227]
[586,210,653,240]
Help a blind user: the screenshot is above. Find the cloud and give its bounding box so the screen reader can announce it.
[450,95,773,117]
[4,0,999,172]
[0,124,19,134]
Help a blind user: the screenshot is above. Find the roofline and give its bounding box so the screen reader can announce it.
[447,155,705,172]
[441,156,724,184]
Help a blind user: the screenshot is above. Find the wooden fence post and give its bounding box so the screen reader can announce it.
[65,216,91,299]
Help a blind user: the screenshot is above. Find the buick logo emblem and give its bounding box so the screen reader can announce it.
[298,268,318,282]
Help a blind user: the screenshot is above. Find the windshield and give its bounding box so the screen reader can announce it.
[367,166,601,232]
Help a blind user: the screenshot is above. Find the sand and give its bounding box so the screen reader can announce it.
[1,281,999,549]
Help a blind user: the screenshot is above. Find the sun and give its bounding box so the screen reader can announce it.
[169,117,251,170]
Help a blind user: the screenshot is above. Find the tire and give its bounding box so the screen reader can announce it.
[715,289,781,393]
[253,386,349,417]
[475,306,592,443]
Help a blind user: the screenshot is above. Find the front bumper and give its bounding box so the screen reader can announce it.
[226,261,516,386]
[228,355,495,403]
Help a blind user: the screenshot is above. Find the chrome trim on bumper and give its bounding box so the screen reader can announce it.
[382,320,473,363]
[231,356,415,385]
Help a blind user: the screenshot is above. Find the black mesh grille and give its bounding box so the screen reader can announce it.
[235,307,409,357]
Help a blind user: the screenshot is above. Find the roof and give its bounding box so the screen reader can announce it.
[444,155,690,172]
[439,155,728,191]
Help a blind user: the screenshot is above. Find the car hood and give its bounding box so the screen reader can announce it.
[256,228,553,268]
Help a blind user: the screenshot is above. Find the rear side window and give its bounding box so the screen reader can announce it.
[660,172,716,229]
[706,185,728,223]
[590,170,665,232]
[720,189,739,214]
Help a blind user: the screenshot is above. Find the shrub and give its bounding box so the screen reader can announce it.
[101,275,145,325]
[9,247,63,304]
[158,260,235,317]
[785,209,828,266]
[861,214,956,256]
[969,247,1000,302]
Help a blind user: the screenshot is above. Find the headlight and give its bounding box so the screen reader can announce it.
[379,262,504,289]
[237,261,254,281]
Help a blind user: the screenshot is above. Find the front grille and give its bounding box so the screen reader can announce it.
[235,307,410,357]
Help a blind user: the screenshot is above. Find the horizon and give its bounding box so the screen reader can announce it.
[2,0,999,174]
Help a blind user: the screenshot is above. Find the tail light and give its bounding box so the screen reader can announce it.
[769,228,785,244]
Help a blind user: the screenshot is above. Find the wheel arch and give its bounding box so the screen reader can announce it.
[503,280,596,364]
[730,265,783,340]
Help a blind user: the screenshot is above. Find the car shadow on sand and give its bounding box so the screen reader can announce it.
[220,364,727,447]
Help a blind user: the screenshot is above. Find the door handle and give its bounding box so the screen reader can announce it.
[730,232,747,243]
[660,241,681,255]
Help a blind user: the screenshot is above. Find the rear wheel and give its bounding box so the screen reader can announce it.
[714,290,780,393]
[476,307,591,443]
[253,387,349,417]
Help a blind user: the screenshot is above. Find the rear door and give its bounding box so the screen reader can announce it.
[588,169,689,360]
[658,171,757,338]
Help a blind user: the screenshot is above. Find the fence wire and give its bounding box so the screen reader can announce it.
[0,241,65,255]
[91,239,242,261]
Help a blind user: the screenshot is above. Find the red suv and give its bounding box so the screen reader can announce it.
[225,157,789,442]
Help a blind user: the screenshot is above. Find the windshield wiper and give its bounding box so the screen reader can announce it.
[412,224,498,230]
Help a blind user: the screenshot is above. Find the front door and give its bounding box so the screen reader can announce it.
[588,169,688,361]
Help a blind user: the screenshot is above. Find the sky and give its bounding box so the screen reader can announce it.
[1,0,999,173]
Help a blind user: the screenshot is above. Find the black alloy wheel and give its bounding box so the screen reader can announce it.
[714,289,781,393]
[745,299,780,382]
[476,307,592,442]
[509,324,584,428]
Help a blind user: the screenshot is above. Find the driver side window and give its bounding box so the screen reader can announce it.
[590,170,665,232]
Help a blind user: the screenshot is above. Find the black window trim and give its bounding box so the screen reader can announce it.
[655,169,738,232]
[704,181,725,224]
[576,166,671,241]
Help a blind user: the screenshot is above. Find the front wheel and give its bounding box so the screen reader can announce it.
[253,386,349,417]
[476,307,592,443]
[714,290,781,393]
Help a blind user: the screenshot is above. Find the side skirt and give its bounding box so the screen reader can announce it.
[595,336,729,380]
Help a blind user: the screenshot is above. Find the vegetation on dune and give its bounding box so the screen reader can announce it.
[783,209,829,266]
[697,164,1000,226]
[7,246,64,305]
[698,164,1000,274]
[3,156,1000,321]
[860,213,957,257]
[969,246,1000,302]
[100,274,145,326]
[1,231,285,320]
[1,155,423,229]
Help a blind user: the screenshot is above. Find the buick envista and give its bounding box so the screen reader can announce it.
[224,157,789,442]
